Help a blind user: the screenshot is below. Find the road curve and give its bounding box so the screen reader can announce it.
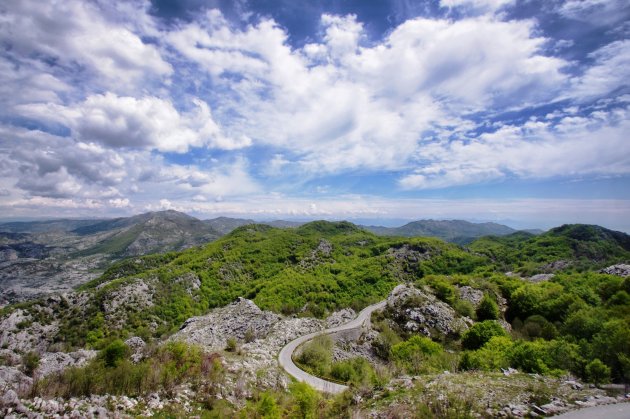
[278,300,387,394]
[553,402,630,419]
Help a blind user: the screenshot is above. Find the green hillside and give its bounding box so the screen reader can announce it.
[55,221,485,347]
[469,224,630,274]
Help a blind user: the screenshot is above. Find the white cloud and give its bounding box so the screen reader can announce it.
[441,0,515,13]
[0,0,172,90]
[17,93,249,152]
[569,40,630,101]
[400,107,630,189]
[557,0,629,25]
[166,11,567,175]
[109,198,130,208]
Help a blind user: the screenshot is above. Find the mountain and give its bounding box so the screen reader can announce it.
[74,210,221,257]
[0,219,106,234]
[0,210,221,305]
[469,223,630,273]
[363,219,517,244]
[204,217,304,235]
[203,216,256,235]
[1,220,629,417]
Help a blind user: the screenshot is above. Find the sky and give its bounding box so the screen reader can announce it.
[0,0,629,231]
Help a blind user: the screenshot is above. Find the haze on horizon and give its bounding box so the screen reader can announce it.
[0,0,629,232]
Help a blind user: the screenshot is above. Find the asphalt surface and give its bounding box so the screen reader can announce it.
[554,402,630,419]
[277,300,387,394]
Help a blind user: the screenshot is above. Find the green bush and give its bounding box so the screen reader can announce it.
[461,321,507,350]
[391,335,443,374]
[330,357,376,387]
[289,382,320,419]
[296,335,333,377]
[586,359,610,385]
[22,351,40,376]
[476,294,499,321]
[102,339,128,368]
[454,299,476,319]
[508,340,550,374]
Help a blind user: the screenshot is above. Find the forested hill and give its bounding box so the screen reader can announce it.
[364,219,518,244]
[469,224,630,274]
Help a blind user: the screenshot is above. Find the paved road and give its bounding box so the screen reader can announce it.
[554,402,630,419]
[278,300,387,394]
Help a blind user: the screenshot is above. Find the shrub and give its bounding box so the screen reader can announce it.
[289,382,320,419]
[391,335,443,374]
[102,339,128,368]
[458,336,513,371]
[461,321,507,350]
[296,335,333,377]
[586,359,611,385]
[22,351,40,376]
[330,357,376,387]
[476,294,499,321]
[508,340,550,374]
[454,299,476,319]
[225,337,238,352]
[522,315,558,340]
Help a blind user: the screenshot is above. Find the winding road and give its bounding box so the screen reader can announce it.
[278,300,387,394]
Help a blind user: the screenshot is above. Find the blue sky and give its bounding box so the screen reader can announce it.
[0,0,629,231]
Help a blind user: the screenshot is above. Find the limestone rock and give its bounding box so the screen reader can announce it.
[171,297,281,349]
[600,264,630,277]
[386,285,468,338]
[36,349,97,378]
[325,308,356,328]
[457,286,484,306]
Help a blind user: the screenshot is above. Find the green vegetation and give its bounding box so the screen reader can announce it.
[461,321,508,350]
[476,294,499,320]
[469,224,630,273]
[295,335,381,388]
[34,341,223,398]
[51,221,485,348]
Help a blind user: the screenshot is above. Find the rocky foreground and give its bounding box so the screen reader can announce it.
[0,283,628,417]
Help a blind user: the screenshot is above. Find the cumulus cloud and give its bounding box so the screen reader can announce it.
[0,0,171,90]
[166,11,567,175]
[17,93,249,152]
[399,107,630,189]
[441,0,515,13]
[569,40,630,101]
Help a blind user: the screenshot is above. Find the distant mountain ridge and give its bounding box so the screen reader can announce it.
[363,219,519,244]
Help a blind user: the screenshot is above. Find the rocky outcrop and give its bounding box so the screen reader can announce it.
[600,264,630,277]
[102,278,155,325]
[457,286,484,306]
[125,336,147,363]
[325,308,356,328]
[36,350,97,378]
[172,297,282,349]
[386,284,468,338]
[0,309,58,353]
[298,239,333,270]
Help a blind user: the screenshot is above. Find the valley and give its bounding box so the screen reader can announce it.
[0,216,629,417]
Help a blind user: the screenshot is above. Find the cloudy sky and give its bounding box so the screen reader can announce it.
[1,0,629,230]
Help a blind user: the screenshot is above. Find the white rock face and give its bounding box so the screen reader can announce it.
[325,308,356,328]
[458,286,484,306]
[171,297,282,350]
[387,284,468,338]
[36,350,97,378]
[600,264,630,277]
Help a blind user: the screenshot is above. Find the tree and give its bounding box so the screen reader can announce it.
[461,321,507,350]
[586,359,610,386]
[476,294,500,321]
[102,339,128,368]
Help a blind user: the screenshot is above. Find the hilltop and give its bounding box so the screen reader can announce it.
[0,210,221,304]
[0,219,628,417]
[363,219,520,244]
